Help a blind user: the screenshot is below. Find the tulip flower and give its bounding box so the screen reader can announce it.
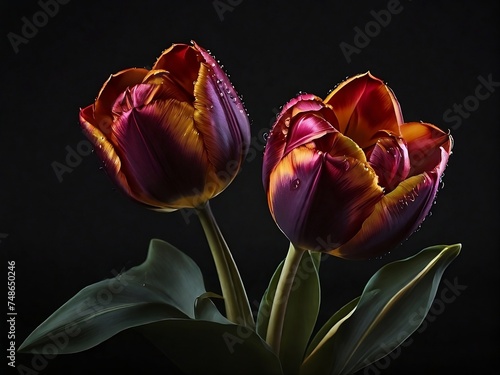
[263,72,452,260]
[79,41,251,211]
[79,42,254,328]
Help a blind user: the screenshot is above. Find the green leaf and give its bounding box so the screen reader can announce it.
[195,292,230,324]
[304,297,360,359]
[19,239,217,354]
[138,319,283,375]
[300,244,461,375]
[257,250,321,374]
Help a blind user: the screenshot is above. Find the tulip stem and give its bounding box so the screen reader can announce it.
[266,243,304,355]
[196,202,255,328]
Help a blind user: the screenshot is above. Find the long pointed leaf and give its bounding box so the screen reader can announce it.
[301,244,461,375]
[304,297,360,359]
[19,239,213,354]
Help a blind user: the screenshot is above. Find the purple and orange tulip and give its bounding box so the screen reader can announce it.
[263,72,452,260]
[79,42,250,211]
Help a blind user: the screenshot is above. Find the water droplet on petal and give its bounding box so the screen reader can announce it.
[282,128,289,136]
[284,117,291,127]
[343,159,350,171]
[291,178,300,190]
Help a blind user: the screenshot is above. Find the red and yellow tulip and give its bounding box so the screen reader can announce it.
[263,72,452,260]
[79,42,250,211]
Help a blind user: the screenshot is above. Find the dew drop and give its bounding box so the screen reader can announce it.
[282,128,289,136]
[284,117,291,127]
[291,178,301,190]
[342,159,350,171]
[262,132,269,141]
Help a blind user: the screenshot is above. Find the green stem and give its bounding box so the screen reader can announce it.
[196,202,255,328]
[266,243,304,355]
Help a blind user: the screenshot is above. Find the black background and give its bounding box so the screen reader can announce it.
[1,0,499,374]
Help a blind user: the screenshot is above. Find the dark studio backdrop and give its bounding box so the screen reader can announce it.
[1,0,499,374]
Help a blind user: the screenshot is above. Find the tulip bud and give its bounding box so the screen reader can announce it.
[263,72,452,260]
[79,42,250,211]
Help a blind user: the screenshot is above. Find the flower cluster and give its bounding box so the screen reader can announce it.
[20,42,459,375]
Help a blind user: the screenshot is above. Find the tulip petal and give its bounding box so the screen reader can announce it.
[268,146,383,251]
[283,113,336,156]
[326,130,368,162]
[262,95,329,191]
[112,81,191,117]
[331,147,449,260]
[324,72,403,149]
[79,105,164,210]
[142,70,194,102]
[192,54,250,176]
[93,68,149,134]
[300,152,383,251]
[267,147,324,247]
[152,44,201,98]
[400,122,452,177]
[281,93,319,114]
[111,98,211,208]
[112,84,160,116]
[368,135,410,192]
